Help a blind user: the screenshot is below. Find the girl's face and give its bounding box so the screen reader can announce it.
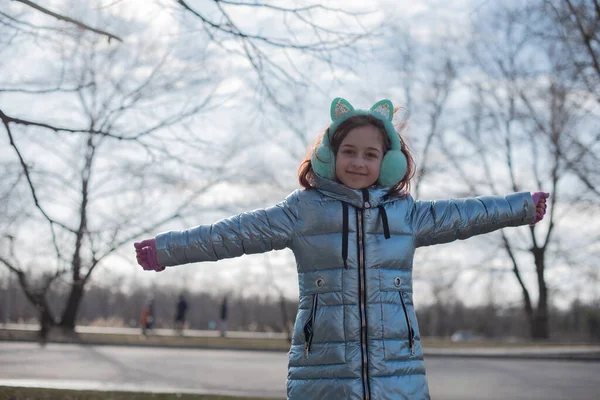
[335,125,385,189]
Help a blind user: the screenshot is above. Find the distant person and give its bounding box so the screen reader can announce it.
[174,294,188,335]
[134,98,549,398]
[39,312,50,347]
[219,296,228,337]
[140,299,155,336]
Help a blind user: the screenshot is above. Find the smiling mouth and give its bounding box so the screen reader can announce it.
[347,172,367,176]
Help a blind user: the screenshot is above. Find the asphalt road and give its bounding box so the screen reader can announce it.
[0,342,598,399]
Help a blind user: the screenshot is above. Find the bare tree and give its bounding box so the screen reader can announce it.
[0,27,238,332]
[262,253,294,341]
[375,1,598,341]
[441,1,600,339]
[531,0,600,197]
[172,0,371,108]
[1,0,375,334]
[541,0,600,103]
[10,0,122,42]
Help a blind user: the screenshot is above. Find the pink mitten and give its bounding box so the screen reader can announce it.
[134,238,165,271]
[530,192,549,225]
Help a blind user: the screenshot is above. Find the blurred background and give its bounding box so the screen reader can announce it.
[0,0,598,343]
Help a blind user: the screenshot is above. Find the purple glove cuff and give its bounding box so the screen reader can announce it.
[530,192,549,225]
[134,238,165,272]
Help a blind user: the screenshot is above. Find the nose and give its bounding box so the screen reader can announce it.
[351,159,366,170]
[351,157,366,168]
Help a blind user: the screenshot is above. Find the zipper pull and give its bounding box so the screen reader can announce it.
[304,342,310,358]
[410,339,415,356]
[361,188,371,208]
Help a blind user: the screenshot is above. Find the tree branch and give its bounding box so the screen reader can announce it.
[501,233,534,319]
[564,0,600,78]
[0,82,94,94]
[13,0,122,42]
[2,114,76,249]
[93,178,222,265]
[0,109,129,140]
[215,0,368,16]
[0,255,64,324]
[177,0,364,51]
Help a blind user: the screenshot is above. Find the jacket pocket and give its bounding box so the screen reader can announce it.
[289,269,347,367]
[303,293,318,358]
[398,291,415,356]
[380,269,419,360]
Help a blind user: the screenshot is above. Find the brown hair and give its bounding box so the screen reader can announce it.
[298,108,415,197]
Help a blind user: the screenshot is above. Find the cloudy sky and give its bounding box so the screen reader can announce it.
[1,0,597,311]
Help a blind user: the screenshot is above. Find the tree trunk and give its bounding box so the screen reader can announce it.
[279,294,292,343]
[59,281,85,331]
[38,305,54,344]
[532,247,549,339]
[531,310,549,339]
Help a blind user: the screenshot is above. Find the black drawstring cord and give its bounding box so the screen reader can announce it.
[342,202,349,268]
[378,205,391,239]
[361,188,370,207]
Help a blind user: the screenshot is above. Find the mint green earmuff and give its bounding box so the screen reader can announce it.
[311,98,408,187]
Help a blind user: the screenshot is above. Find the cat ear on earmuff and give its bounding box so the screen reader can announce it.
[331,98,355,120]
[370,100,394,122]
[371,99,407,186]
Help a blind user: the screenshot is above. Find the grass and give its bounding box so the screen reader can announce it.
[0,387,277,400]
[0,327,594,352]
[0,329,290,352]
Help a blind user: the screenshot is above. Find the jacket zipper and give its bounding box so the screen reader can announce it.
[303,293,319,358]
[399,291,415,356]
[359,189,371,400]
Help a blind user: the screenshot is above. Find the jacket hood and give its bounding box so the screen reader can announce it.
[311,174,394,269]
[311,173,392,209]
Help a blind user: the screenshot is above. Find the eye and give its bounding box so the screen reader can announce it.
[342,149,355,155]
[367,153,379,159]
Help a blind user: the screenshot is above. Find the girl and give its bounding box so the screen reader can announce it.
[135,98,549,400]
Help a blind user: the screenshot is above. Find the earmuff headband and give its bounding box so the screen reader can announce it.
[311,98,407,187]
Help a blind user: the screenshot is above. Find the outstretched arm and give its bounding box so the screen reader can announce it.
[412,192,542,248]
[134,194,299,271]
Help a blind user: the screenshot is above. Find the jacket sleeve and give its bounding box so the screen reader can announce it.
[411,192,535,248]
[155,193,300,267]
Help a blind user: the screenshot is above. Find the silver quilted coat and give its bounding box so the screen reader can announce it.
[155,175,535,400]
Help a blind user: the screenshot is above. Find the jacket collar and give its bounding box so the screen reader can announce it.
[312,174,391,209]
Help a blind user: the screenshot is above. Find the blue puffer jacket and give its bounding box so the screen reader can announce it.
[155,175,535,400]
